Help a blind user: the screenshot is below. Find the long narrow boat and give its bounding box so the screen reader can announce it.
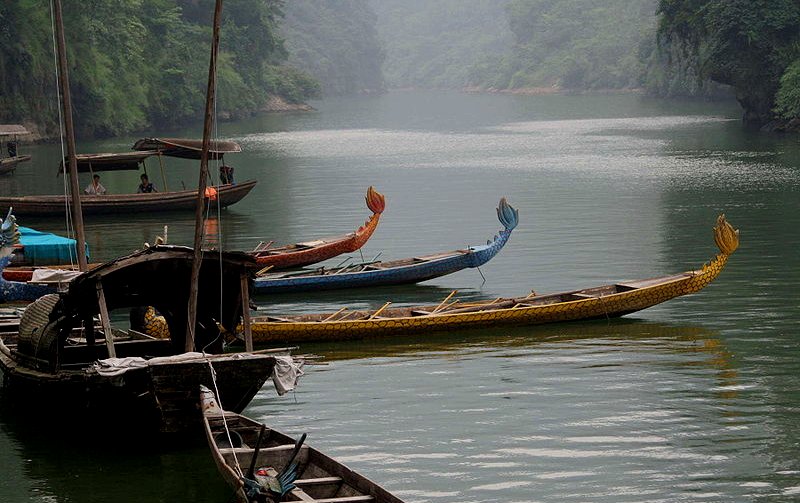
[254,198,518,294]
[251,186,386,268]
[201,386,404,503]
[0,125,31,175]
[249,215,739,343]
[0,140,255,216]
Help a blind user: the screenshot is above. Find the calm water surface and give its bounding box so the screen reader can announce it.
[1,91,799,502]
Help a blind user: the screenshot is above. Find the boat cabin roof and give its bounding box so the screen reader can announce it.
[58,151,159,173]
[132,137,241,160]
[0,125,30,136]
[14,246,256,363]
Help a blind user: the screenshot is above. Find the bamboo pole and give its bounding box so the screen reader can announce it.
[186,0,223,352]
[53,0,87,271]
[240,273,253,352]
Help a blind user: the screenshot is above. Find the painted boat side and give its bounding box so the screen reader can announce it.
[250,253,730,343]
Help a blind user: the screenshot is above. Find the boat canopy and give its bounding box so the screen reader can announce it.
[0,125,30,136]
[17,246,256,364]
[58,151,160,173]
[132,137,241,160]
[18,226,89,264]
[64,245,255,335]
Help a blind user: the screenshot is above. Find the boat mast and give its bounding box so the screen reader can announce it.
[53,0,88,271]
[186,0,223,352]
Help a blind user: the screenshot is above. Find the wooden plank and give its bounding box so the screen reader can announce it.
[241,273,254,352]
[95,281,116,358]
[313,497,374,503]
[295,477,343,487]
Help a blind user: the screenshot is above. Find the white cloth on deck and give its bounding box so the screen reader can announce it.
[91,357,148,376]
[30,268,82,284]
[271,355,304,395]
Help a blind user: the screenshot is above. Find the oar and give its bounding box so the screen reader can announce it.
[246,424,267,480]
[432,290,458,313]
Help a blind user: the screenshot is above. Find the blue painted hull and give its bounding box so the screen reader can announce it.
[254,198,517,295]
[0,256,56,303]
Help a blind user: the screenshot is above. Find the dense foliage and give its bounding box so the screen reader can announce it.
[467,0,657,91]
[281,0,383,95]
[371,0,512,89]
[657,0,800,125]
[0,0,317,138]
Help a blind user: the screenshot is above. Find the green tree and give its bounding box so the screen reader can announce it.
[657,0,800,125]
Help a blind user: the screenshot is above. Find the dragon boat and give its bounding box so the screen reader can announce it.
[249,215,739,343]
[250,187,385,269]
[253,198,517,294]
[201,386,404,503]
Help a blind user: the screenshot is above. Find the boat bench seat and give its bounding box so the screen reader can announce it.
[295,477,343,487]
[411,310,431,316]
[571,293,596,299]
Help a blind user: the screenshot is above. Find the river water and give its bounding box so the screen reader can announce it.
[1,91,799,502]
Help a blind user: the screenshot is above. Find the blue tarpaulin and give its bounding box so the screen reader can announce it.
[17,226,90,265]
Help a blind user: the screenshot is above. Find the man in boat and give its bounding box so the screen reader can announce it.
[219,164,234,185]
[6,141,17,158]
[137,173,157,193]
[84,174,107,195]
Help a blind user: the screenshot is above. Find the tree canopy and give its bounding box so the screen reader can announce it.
[657,0,800,125]
[0,0,317,138]
[281,0,384,95]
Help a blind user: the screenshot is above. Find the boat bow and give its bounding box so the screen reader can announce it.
[345,186,385,252]
[465,197,518,267]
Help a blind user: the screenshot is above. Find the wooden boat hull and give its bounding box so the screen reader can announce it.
[0,339,277,434]
[0,155,31,175]
[254,198,518,294]
[250,216,738,343]
[0,179,257,216]
[201,387,404,503]
[252,186,385,269]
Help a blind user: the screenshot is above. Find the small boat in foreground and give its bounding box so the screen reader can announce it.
[249,215,739,343]
[251,187,385,269]
[253,197,518,294]
[0,245,298,433]
[201,386,404,503]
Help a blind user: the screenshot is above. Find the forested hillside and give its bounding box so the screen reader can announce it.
[281,0,384,95]
[467,0,656,91]
[371,0,512,89]
[0,0,317,138]
[657,0,800,128]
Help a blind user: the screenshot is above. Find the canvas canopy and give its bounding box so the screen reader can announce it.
[0,125,30,136]
[18,226,89,264]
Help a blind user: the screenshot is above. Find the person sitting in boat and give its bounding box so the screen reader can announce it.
[84,174,107,195]
[137,173,157,193]
[6,141,17,158]
[219,164,234,185]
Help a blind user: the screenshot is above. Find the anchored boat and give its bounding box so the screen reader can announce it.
[201,386,404,503]
[0,138,255,216]
[249,215,739,343]
[251,187,385,269]
[254,197,517,294]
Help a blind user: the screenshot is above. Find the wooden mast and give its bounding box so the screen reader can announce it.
[186,0,223,352]
[53,0,88,271]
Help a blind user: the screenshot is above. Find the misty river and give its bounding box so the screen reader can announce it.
[1,91,799,502]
